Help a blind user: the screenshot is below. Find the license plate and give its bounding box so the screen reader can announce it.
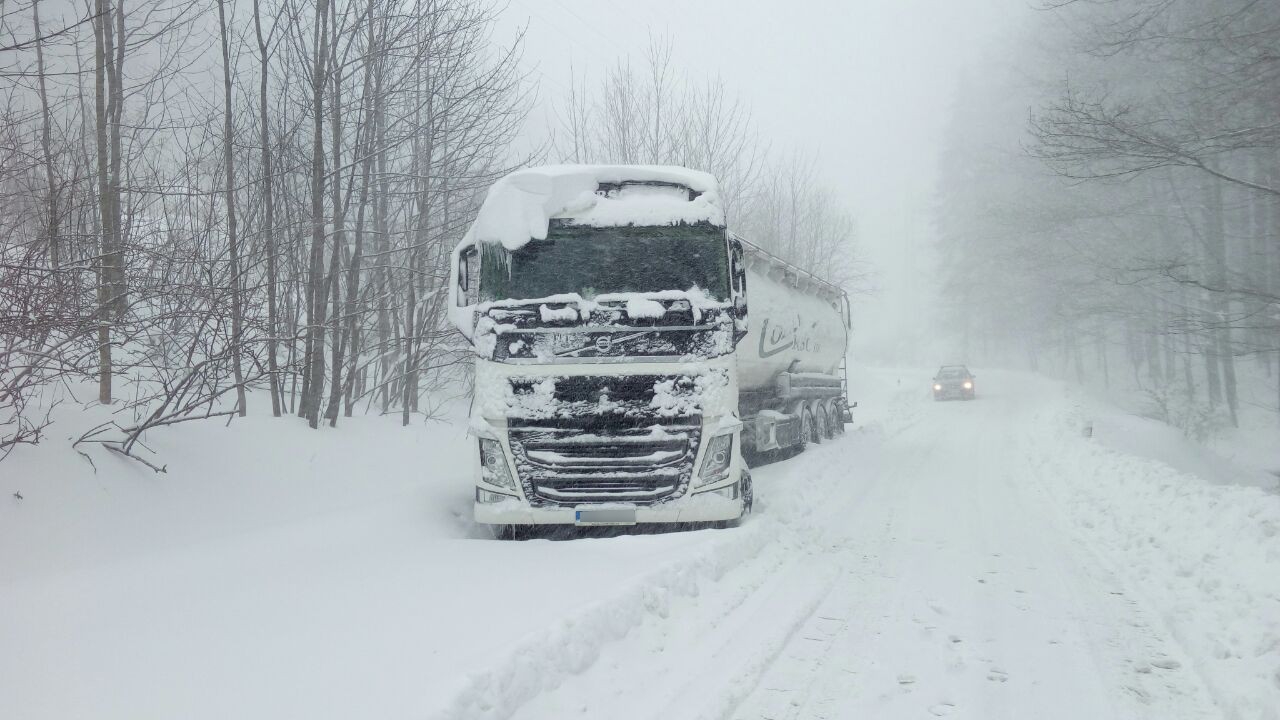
[575,508,637,526]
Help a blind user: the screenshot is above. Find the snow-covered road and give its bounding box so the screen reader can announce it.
[497,372,1247,720]
[3,370,1277,719]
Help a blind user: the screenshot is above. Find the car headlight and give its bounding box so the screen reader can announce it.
[697,433,733,486]
[478,438,515,490]
[963,381,972,389]
[933,384,942,391]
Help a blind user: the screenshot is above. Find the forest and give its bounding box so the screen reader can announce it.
[936,0,1279,437]
[0,0,858,463]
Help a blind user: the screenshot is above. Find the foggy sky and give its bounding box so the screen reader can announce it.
[495,0,1025,364]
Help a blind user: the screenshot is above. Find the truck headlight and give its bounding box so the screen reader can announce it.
[963,381,972,389]
[478,438,515,490]
[933,384,942,391]
[697,433,733,486]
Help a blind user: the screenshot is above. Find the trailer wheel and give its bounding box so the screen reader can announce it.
[802,408,820,445]
[817,405,836,440]
[741,469,754,514]
[831,401,846,435]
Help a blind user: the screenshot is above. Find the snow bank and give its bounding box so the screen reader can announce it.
[0,388,744,720]
[430,522,779,720]
[1028,382,1280,720]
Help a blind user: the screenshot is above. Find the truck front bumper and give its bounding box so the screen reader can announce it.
[474,480,745,525]
[471,408,747,526]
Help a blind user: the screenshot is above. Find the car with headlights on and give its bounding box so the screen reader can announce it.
[932,365,976,401]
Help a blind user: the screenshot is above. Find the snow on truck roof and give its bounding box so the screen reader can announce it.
[462,165,724,251]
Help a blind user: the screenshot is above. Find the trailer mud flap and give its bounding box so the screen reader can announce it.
[574,508,638,526]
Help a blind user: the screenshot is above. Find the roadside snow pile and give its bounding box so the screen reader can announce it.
[1081,382,1280,492]
[0,392,475,584]
[431,517,785,720]
[0,390,745,720]
[1025,384,1280,720]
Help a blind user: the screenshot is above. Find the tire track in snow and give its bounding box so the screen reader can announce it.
[428,375,936,720]
[734,372,1227,720]
[429,430,886,720]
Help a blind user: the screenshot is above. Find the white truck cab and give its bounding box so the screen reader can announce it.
[449,165,850,532]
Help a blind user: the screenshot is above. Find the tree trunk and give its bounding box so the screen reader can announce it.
[107,0,126,319]
[218,0,247,417]
[324,5,346,427]
[344,6,378,418]
[302,0,332,428]
[33,0,60,274]
[1204,180,1239,426]
[93,0,112,404]
[254,0,282,417]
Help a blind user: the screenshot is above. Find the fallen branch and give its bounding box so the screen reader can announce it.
[104,443,168,474]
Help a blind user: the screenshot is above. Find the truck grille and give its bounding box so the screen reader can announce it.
[508,422,701,506]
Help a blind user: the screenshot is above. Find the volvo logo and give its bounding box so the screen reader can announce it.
[554,330,653,358]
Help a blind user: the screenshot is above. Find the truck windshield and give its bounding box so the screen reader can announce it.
[479,224,729,303]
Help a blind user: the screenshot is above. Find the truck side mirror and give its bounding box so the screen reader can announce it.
[448,242,480,341]
[457,244,478,305]
[729,237,748,345]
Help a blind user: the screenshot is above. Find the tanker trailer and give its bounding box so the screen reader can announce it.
[733,234,853,457]
[447,165,852,533]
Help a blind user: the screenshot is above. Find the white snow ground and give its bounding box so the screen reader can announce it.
[2,370,1278,719]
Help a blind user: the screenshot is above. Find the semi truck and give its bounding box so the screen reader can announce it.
[448,165,851,532]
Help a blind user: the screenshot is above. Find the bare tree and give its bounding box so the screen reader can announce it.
[0,0,534,463]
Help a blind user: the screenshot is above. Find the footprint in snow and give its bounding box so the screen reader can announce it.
[929,703,957,716]
[897,674,917,685]
[1151,658,1181,670]
[987,668,1009,682]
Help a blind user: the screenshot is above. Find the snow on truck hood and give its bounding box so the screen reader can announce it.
[462,164,723,251]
